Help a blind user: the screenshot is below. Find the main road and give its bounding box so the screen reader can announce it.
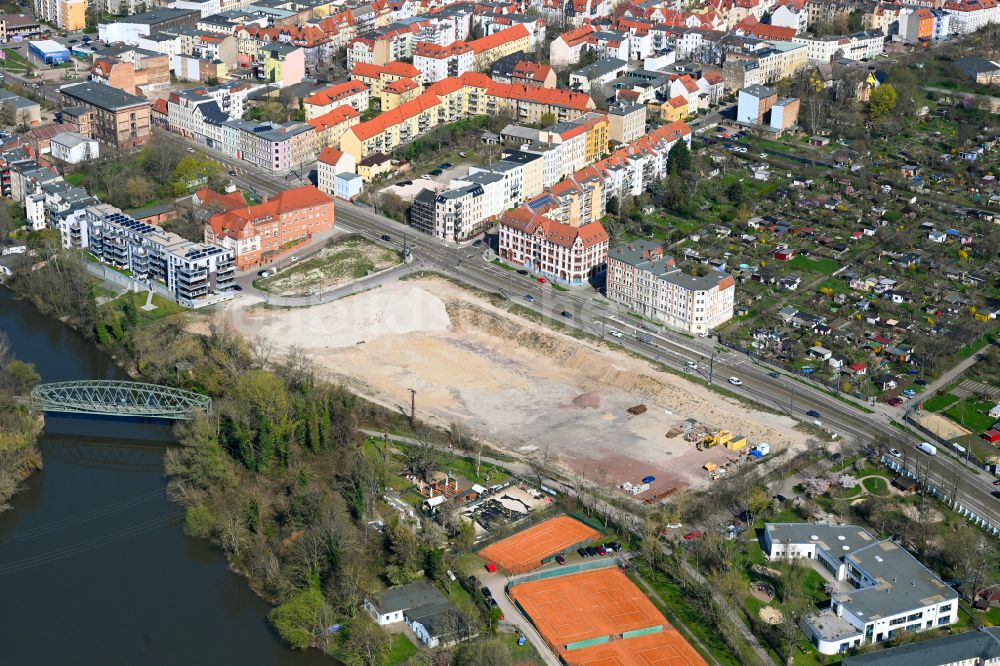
[186,133,1000,532]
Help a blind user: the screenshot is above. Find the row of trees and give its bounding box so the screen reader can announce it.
[0,332,42,512]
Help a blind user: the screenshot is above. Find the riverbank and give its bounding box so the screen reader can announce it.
[0,321,45,512]
[1,254,513,663]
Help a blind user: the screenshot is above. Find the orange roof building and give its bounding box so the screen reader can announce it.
[498,207,609,284]
[304,80,370,118]
[204,185,335,270]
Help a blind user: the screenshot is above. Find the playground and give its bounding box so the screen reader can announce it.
[479,515,599,574]
[509,566,706,666]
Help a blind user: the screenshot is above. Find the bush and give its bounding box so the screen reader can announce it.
[184,504,216,538]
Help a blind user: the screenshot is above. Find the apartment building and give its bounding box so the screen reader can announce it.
[498,207,609,285]
[413,41,473,83]
[468,24,531,71]
[205,185,335,269]
[316,147,356,197]
[59,81,151,150]
[790,30,884,62]
[351,61,422,98]
[607,102,646,144]
[341,74,595,161]
[303,80,370,118]
[606,241,734,333]
[32,0,85,31]
[549,24,596,68]
[765,523,958,656]
[944,0,1000,35]
[67,203,236,307]
[306,104,360,149]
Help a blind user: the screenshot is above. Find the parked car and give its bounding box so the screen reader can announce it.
[289,256,299,262]
[523,294,534,302]
[258,270,271,277]
[472,239,482,247]
[577,548,588,558]
[806,409,821,418]
[886,397,903,406]
[728,377,743,386]
[481,587,492,598]
[438,163,452,169]
[605,542,620,552]
[555,555,566,565]
[585,546,598,556]
[992,480,1000,486]
[537,277,546,284]
[516,269,528,275]
[429,169,443,176]
[231,284,242,291]
[683,531,702,540]
[901,389,917,398]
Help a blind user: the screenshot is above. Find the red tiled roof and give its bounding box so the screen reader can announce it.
[500,207,609,249]
[306,104,360,131]
[348,91,441,141]
[512,60,552,84]
[468,24,529,54]
[318,146,346,165]
[558,24,596,47]
[209,185,333,238]
[305,80,368,107]
[667,95,687,108]
[194,188,246,213]
[385,78,418,94]
[414,40,472,58]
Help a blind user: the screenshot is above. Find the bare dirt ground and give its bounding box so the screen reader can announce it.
[223,277,807,493]
[911,411,971,440]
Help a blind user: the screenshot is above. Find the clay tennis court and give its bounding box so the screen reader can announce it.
[565,629,707,666]
[479,516,600,574]
[509,567,663,648]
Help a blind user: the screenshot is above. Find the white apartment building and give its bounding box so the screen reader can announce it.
[765,523,958,656]
[606,241,735,333]
[945,0,1000,34]
[412,41,473,83]
[791,30,883,62]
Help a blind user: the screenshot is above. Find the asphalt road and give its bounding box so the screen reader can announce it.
[169,131,1000,532]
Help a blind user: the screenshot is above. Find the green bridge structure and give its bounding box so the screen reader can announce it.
[29,381,211,420]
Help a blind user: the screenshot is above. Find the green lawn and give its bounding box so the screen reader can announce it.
[787,255,841,275]
[254,237,401,296]
[862,477,889,496]
[385,634,417,666]
[944,398,998,433]
[64,172,87,186]
[816,278,854,295]
[922,393,960,412]
[124,292,183,322]
[441,454,509,485]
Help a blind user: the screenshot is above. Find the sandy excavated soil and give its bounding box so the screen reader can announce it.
[224,278,807,493]
[911,411,971,441]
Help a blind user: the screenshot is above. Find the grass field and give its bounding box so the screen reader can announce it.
[385,634,417,666]
[944,398,997,433]
[862,477,889,496]
[923,393,960,412]
[787,255,841,275]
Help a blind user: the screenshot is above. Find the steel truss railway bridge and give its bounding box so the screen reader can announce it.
[29,381,211,420]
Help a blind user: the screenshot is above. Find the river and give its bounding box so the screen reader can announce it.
[0,288,330,666]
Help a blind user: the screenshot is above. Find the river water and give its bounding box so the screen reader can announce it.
[0,289,330,665]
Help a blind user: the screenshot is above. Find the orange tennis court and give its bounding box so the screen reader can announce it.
[479,516,600,574]
[565,628,707,666]
[509,567,663,649]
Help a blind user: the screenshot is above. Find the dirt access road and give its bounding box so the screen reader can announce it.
[223,277,807,494]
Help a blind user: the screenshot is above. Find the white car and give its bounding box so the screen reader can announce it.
[698,332,710,338]
[759,152,768,158]
[608,329,623,338]
[889,448,902,457]
[729,377,743,386]
[686,361,698,370]
[289,255,299,262]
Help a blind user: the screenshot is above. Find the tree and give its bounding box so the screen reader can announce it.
[0,101,15,127]
[342,614,389,666]
[538,111,556,128]
[725,181,745,205]
[869,84,897,117]
[666,140,692,175]
[172,155,223,196]
[268,586,330,650]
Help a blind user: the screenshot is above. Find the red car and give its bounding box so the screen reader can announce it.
[537,277,547,284]
[992,480,1000,486]
[555,555,566,564]
[683,531,702,541]
[885,397,903,407]
[596,546,607,556]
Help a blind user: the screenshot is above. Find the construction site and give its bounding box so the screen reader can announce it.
[508,563,707,666]
[224,276,808,497]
